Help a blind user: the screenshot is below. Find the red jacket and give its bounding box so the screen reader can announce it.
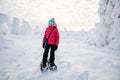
[42,24,59,46]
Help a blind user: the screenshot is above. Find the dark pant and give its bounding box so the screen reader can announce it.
[42,44,56,64]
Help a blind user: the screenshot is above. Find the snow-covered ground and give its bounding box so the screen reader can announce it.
[0,36,120,80]
[0,0,120,80]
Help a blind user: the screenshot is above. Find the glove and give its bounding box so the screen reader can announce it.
[54,45,58,50]
[42,43,45,48]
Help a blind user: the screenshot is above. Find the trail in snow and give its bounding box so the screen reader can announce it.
[0,36,120,80]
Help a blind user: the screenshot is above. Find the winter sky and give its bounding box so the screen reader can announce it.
[0,0,99,31]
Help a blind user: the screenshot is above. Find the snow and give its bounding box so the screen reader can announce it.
[0,0,120,80]
[10,17,21,35]
[0,36,120,80]
[20,20,34,36]
[0,13,10,37]
[87,0,120,50]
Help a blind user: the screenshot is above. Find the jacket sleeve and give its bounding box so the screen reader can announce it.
[42,29,47,43]
[55,28,59,46]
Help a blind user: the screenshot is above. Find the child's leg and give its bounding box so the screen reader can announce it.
[50,45,56,63]
[42,44,50,64]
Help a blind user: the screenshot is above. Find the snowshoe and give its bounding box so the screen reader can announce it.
[40,62,48,72]
[48,62,57,71]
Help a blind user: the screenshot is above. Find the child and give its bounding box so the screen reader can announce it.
[41,18,59,70]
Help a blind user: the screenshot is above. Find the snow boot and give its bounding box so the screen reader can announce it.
[48,62,57,70]
[40,62,48,71]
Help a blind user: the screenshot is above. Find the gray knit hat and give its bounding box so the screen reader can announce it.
[50,18,55,23]
[48,18,55,25]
